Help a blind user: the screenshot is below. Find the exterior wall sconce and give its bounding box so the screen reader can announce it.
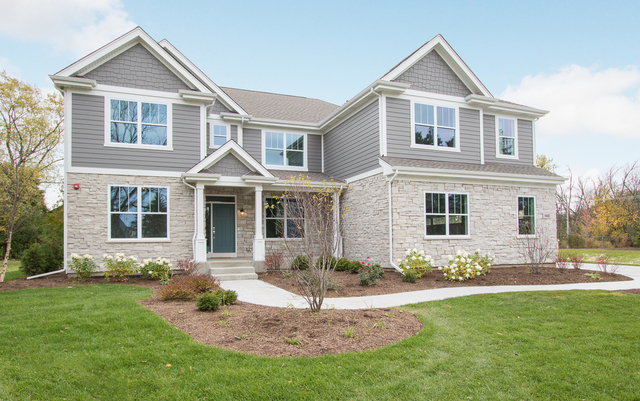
[239,209,246,216]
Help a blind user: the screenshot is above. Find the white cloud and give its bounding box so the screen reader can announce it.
[0,0,136,57]
[0,57,20,76]
[500,65,640,138]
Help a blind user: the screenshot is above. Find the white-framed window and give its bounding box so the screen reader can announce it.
[496,117,518,158]
[518,196,535,235]
[109,185,169,240]
[265,197,304,239]
[263,131,306,169]
[105,96,172,150]
[425,192,469,236]
[412,102,458,150]
[208,122,229,148]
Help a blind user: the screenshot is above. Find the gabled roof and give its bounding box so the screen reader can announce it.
[220,87,339,124]
[380,34,492,97]
[185,140,274,178]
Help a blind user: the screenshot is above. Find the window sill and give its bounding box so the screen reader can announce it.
[424,235,471,240]
[264,165,308,171]
[104,142,173,151]
[106,238,171,243]
[410,144,461,152]
[495,154,519,160]
[517,234,537,239]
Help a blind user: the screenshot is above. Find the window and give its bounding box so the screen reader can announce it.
[518,196,535,235]
[425,192,468,236]
[209,123,228,148]
[497,117,517,157]
[108,98,170,147]
[414,103,457,148]
[264,132,304,167]
[265,198,304,238]
[110,186,168,239]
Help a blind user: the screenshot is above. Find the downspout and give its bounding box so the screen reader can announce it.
[27,268,66,280]
[388,168,401,272]
[182,176,198,262]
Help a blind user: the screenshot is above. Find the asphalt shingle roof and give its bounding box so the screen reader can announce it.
[267,170,344,183]
[220,87,339,124]
[381,157,562,178]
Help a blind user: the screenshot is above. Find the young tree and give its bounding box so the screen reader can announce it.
[271,174,344,311]
[0,71,63,281]
[517,226,555,274]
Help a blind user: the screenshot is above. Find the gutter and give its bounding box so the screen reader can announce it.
[387,168,402,273]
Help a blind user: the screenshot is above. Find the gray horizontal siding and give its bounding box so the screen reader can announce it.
[386,97,481,163]
[230,125,238,142]
[484,115,534,166]
[243,128,262,163]
[307,134,322,172]
[324,99,380,180]
[71,93,200,171]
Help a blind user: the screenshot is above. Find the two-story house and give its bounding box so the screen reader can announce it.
[50,27,563,278]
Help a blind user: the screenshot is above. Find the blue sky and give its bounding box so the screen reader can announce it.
[2,0,640,192]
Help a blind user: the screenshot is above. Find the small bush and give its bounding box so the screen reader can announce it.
[21,242,63,276]
[327,275,339,291]
[140,257,173,284]
[290,255,309,270]
[335,258,351,272]
[159,282,196,301]
[402,269,418,283]
[102,253,138,282]
[348,260,362,274]
[358,263,384,286]
[218,289,238,305]
[265,252,283,270]
[69,253,97,281]
[196,291,222,311]
[440,250,491,282]
[315,254,337,270]
[397,248,434,278]
[172,274,220,293]
[176,259,197,275]
[568,254,583,270]
[556,256,570,271]
[568,234,586,249]
[584,237,597,249]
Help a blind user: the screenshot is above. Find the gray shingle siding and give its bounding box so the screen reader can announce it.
[209,99,231,115]
[206,154,251,176]
[307,134,322,172]
[71,93,200,171]
[484,115,534,166]
[81,44,191,93]
[324,99,379,180]
[243,128,262,163]
[386,97,481,164]
[392,50,472,97]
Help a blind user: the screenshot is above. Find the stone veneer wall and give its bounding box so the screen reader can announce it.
[66,173,194,268]
[341,173,390,264]
[390,179,557,266]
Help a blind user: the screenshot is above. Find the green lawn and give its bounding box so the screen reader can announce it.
[0,285,639,400]
[2,260,25,281]
[559,248,640,266]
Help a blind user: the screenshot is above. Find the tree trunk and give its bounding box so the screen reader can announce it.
[0,230,13,282]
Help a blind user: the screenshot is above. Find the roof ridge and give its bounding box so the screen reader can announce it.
[220,86,338,106]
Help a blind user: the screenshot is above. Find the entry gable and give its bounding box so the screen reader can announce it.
[381,34,492,97]
[186,140,274,178]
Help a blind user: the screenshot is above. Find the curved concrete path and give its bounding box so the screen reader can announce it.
[220,264,640,310]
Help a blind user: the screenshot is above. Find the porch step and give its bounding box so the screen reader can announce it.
[208,258,257,281]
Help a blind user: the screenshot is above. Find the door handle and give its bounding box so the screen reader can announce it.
[212,227,215,239]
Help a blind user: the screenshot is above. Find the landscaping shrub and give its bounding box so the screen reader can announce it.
[265,252,283,270]
[327,275,339,291]
[218,289,238,305]
[290,255,309,270]
[172,273,220,293]
[20,242,63,276]
[315,254,337,270]
[358,262,384,286]
[176,259,197,275]
[335,258,351,272]
[348,260,362,274]
[440,250,491,282]
[196,291,222,311]
[568,254,584,270]
[69,253,97,281]
[159,282,196,301]
[397,248,434,278]
[140,257,173,284]
[556,256,570,271]
[402,269,418,283]
[102,253,138,282]
[568,234,586,249]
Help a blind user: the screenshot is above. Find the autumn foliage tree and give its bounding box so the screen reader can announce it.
[0,71,63,281]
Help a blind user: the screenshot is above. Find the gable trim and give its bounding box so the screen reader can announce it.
[186,140,274,178]
[380,35,492,98]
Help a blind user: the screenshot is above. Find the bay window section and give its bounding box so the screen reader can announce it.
[265,198,304,239]
[264,132,304,167]
[425,192,468,236]
[414,103,456,148]
[518,196,535,235]
[110,185,168,240]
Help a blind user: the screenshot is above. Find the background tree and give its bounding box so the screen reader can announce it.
[536,154,558,173]
[0,71,63,281]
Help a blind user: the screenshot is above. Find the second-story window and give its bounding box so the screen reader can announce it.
[110,99,169,146]
[414,103,457,148]
[264,132,304,168]
[497,117,517,157]
[210,124,228,148]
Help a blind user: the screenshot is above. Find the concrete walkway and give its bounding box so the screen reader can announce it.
[220,264,640,310]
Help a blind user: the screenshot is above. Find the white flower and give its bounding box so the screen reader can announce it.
[465,274,470,278]
[459,277,464,281]
[413,248,417,253]
[83,254,92,260]
[447,255,454,261]
[405,249,411,256]
[105,255,113,260]
[460,257,465,263]
[476,249,481,253]
[456,250,462,256]
[116,253,125,258]
[467,268,472,273]
[129,256,137,261]
[103,254,109,259]
[70,253,80,259]
[462,251,469,258]
[419,250,425,256]
[168,263,173,268]
[477,266,482,271]
[426,255,432,260]
[396,258,402,264]
[438,266,442,270]
[412,256,417,260]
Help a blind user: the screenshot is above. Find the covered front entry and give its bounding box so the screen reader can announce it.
[206,196,236,256]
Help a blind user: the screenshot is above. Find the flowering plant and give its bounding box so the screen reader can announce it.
[69,253,97,282]
[102,253,139,282]
[358,256,384,286]
[140,257,173,284]
[396,248,434,278]
[439,249,493,282]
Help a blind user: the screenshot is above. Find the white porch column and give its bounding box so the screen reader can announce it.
[194,182,207,263]
[253,185,265,261]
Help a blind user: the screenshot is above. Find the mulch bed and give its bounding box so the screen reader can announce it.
[259,266,633,298]
[1,267,635,357]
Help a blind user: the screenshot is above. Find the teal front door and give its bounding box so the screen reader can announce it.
[206,203,236,254]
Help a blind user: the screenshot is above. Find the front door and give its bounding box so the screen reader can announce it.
[205,199,236,255]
